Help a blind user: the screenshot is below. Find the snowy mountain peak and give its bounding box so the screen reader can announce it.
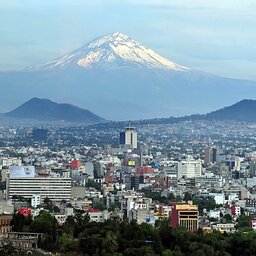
[39,32,190,71]
[88,32,129,49]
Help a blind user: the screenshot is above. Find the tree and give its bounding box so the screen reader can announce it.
[112,185,119,195]
[184,192,192,202]
[94,202,106,211]
[73,212,90,238]
[0,240,15,256]
[30,211,58,250]
[235,215,251,230]
[10,213,32,232]
[59,233,78,253]
[63,216,75,238]
[101,231,118,254]
[86,179,101,190]
[223,214,232,223]
[109,202,119,212]
[193,197,216,214]
[43,197,51,205]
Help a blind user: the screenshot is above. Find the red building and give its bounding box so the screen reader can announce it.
[70,160,82,169]
[136,166,154,175]
[170,202,199,231]
[230,204,241,216]
[18,208,32,217]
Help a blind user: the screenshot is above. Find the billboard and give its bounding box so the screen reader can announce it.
[128,161,135,166]
[10,166,35,178]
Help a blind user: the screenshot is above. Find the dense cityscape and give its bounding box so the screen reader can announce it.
[1,1,256,255]
[0,119,255,255]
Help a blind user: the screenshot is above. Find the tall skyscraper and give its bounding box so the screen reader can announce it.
[120,126,137,149]
[204,147,219,164]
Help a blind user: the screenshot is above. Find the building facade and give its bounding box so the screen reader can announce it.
[120,126,137,149]
[7,176,71,203]
[177,158,202,179]
[171,202,199,231]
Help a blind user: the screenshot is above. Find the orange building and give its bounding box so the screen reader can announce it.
[171,202,199,231]
[0,215,12,236]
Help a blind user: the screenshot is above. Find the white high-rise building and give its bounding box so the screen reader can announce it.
[7,166,71,203]
[120,126,137,149]
[7,176,71,203]
[178,157,202,179]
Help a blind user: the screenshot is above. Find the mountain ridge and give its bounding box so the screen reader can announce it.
[5,97,105,124]
[4,98,256,125]
[129,99,256,125]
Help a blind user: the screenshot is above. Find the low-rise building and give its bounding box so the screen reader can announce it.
[87,209,109,222]
[212,223,235,233]
[0,215,12,236]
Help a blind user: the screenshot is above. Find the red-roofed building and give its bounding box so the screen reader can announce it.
[136,166,154,175]
[70,160,82,169]
[18,208,32,217]
[104,174,113,183]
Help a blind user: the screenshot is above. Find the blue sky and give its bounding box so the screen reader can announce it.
[1,0,256,80]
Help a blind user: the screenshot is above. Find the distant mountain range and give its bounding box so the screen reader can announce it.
[1,32,256,120]
[132,99,256,125]
[205,99,256,122]
[4,98,105,124]
[2,98,256,125]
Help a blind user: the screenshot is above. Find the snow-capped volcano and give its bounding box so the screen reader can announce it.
[41,32,189,71]
[2,32,256,121]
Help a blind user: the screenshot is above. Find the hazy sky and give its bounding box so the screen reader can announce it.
[1,0,256,80]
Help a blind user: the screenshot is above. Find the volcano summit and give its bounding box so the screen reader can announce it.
[38,32,189,72]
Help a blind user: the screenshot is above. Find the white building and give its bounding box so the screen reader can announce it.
[208,210,220,219]
[0,158,22,168]
[246,177,256,188]
[212,223,235,233]
[7,177,71,203]
[130,208,155,225]
[209,193,225,205]
[251,220,256,231]
[87,210,109,222]
[120,126,137,149]
[178,157,202,179]
[7,165,71,203]
[31,194,41,208]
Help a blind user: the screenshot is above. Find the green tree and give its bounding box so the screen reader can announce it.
[30,211,58,250]
[101,231,118,255]
[193,197,216,214]
[223,214,232,223]
[59,232,78,253]
[184,192,192,201]
[235,215,251,230]
[10,213,32,232]
[0,240,15,256]
[94,202,106,211]
[86,179,101,190]
[73,211,90,238]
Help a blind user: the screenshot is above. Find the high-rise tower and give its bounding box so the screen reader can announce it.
[120,126,137,149]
